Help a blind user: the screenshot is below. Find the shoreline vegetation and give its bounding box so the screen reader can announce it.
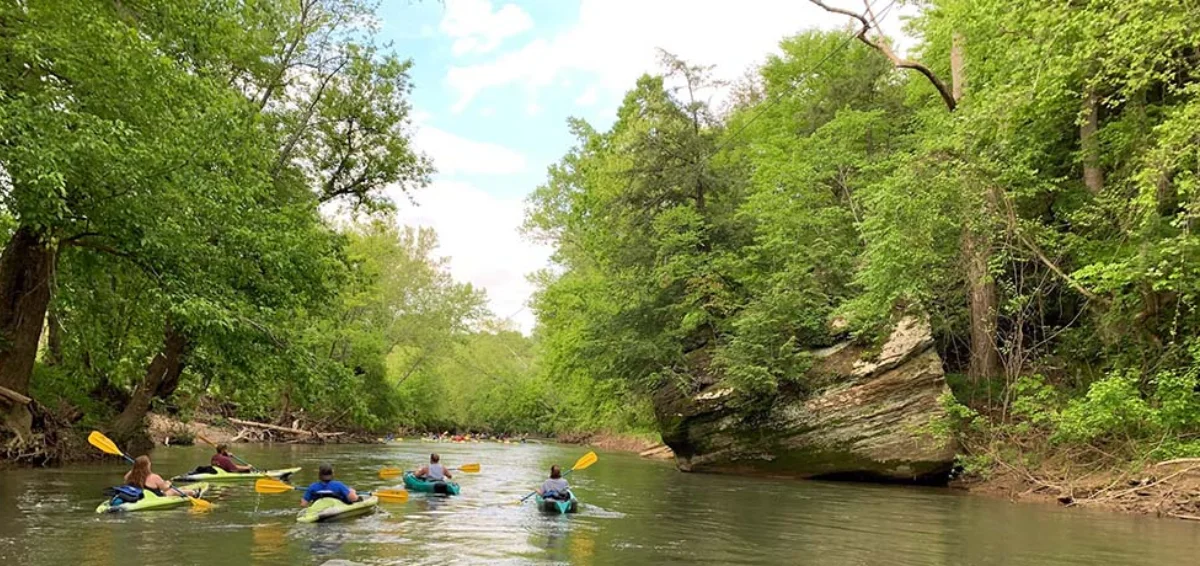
[5,0,1200,526]
[142,413,669,457]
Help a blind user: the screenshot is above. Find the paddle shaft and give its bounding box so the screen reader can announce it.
[196,433,257,470]
[113,448,195,499]
[520,468,579,503]
[281,483,390,502]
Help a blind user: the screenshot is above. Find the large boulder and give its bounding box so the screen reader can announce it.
[654,317,957,483]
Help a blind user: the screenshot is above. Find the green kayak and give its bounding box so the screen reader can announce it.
[296,495,379,523]
[171,466,300,482]
[536,492,578,514]
[403,471,461,495]
[95,483,209,514]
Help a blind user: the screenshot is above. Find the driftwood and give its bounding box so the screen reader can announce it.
[228,417,343,438]
[0,385,32,405]
[1155,458,1200,467]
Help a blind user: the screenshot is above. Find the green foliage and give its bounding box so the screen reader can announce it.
[526,0,1200,464]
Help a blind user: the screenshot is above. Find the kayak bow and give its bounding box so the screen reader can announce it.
[172,466,300,482]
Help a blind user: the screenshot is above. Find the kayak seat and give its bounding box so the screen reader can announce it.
[189,465,219,475]
[543,490,572,501]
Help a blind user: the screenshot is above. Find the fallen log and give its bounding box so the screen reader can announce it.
[0,385,32,406]
[228,417,342,438]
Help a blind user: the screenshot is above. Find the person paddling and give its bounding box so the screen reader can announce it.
[301,463,361,506]
[125,455,200,497]
[414,453,453,481]
[211,443,253,473]
[535,465,570,500]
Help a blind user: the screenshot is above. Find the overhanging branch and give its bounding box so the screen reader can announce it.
[808,0,957,111]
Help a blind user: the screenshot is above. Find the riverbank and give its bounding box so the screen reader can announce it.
[147,414,675,458]
[956,455,1200,522]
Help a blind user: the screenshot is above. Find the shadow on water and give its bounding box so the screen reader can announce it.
[2,442,1200,565]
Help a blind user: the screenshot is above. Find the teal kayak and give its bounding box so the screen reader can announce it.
[296,496,378,523]
[95,483,209,514]
[536,492,578,514]
[403,471,461,495]
[172,466,300,482]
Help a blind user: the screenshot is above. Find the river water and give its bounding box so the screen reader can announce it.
[1,441,1199,565]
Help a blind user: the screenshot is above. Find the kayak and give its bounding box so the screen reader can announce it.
[296,495,379,523]
[536,492,579,514]
[171,466,301,482]
[403,471,461,495]
[95,483,209,514]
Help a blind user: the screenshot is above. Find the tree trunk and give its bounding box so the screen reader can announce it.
[1081,87,1104,194]
[0,226,56,396]
[109,320,190,443]
[45,308,63,367]
[951,31,999,382]
[950,32,966,103]
[963,227,1000,382]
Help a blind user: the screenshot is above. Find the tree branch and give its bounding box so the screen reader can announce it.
[807,0,957,111]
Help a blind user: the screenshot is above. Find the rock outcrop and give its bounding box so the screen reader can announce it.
[654,317,957,483]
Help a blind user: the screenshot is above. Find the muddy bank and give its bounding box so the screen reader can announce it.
[147,413,376,446]
[956,458,1200,521]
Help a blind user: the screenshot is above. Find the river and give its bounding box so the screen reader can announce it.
[1,441,1198,565]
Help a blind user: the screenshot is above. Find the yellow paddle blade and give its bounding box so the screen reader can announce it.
[87,431,124,458]
[572,451,598,472]
[254,478,297,494]
[378,468,403,480]
[195,433,216,447]
[187,496,214,511]
[456,463,481,473]
[373,489,409,503]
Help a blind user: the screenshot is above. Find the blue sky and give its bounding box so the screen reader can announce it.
[376,0,915,332]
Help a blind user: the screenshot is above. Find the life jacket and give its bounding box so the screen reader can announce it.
[103,485,144,504]
[309,481,353,504]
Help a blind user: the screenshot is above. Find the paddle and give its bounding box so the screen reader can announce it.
[87,431,213,511]
[378,463,481,480]
[195,433,258,472]
[516,451,597,505]
[255,478,409,503]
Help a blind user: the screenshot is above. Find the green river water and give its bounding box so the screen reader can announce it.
[2,441,1199,565]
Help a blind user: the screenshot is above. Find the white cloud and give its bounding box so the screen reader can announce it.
[445,0,916,113]
[415,124,527,175]
[440,0,534,56]
[574,86,598,107]
[525,102,541,116]
[392,181,551,333]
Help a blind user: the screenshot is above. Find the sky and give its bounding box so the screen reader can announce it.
[378,0,916,332]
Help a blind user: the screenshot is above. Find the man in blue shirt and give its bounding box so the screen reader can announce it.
[301,463,361,506]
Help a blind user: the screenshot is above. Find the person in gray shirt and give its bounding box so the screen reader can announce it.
[536,465,570,499]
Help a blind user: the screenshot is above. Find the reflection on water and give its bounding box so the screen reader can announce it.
[0,442,1199,565]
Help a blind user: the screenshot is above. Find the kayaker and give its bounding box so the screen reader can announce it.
[414,453,453,481]
[211,443,252,473]
[301,463,361,506]
[125,455,200,497]
[535,465,570,500]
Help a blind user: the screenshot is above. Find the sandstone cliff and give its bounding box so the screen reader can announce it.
[654,317,957,483]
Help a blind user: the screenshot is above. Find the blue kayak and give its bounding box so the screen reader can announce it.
[536,492,578,514]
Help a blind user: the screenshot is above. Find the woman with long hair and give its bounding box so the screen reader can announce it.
[124,455,199,497]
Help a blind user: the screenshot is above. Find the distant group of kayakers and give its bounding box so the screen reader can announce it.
[88,429,595,521]
[402,431,528,443]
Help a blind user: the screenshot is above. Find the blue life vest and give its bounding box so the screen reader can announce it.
[104,485,144,504]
